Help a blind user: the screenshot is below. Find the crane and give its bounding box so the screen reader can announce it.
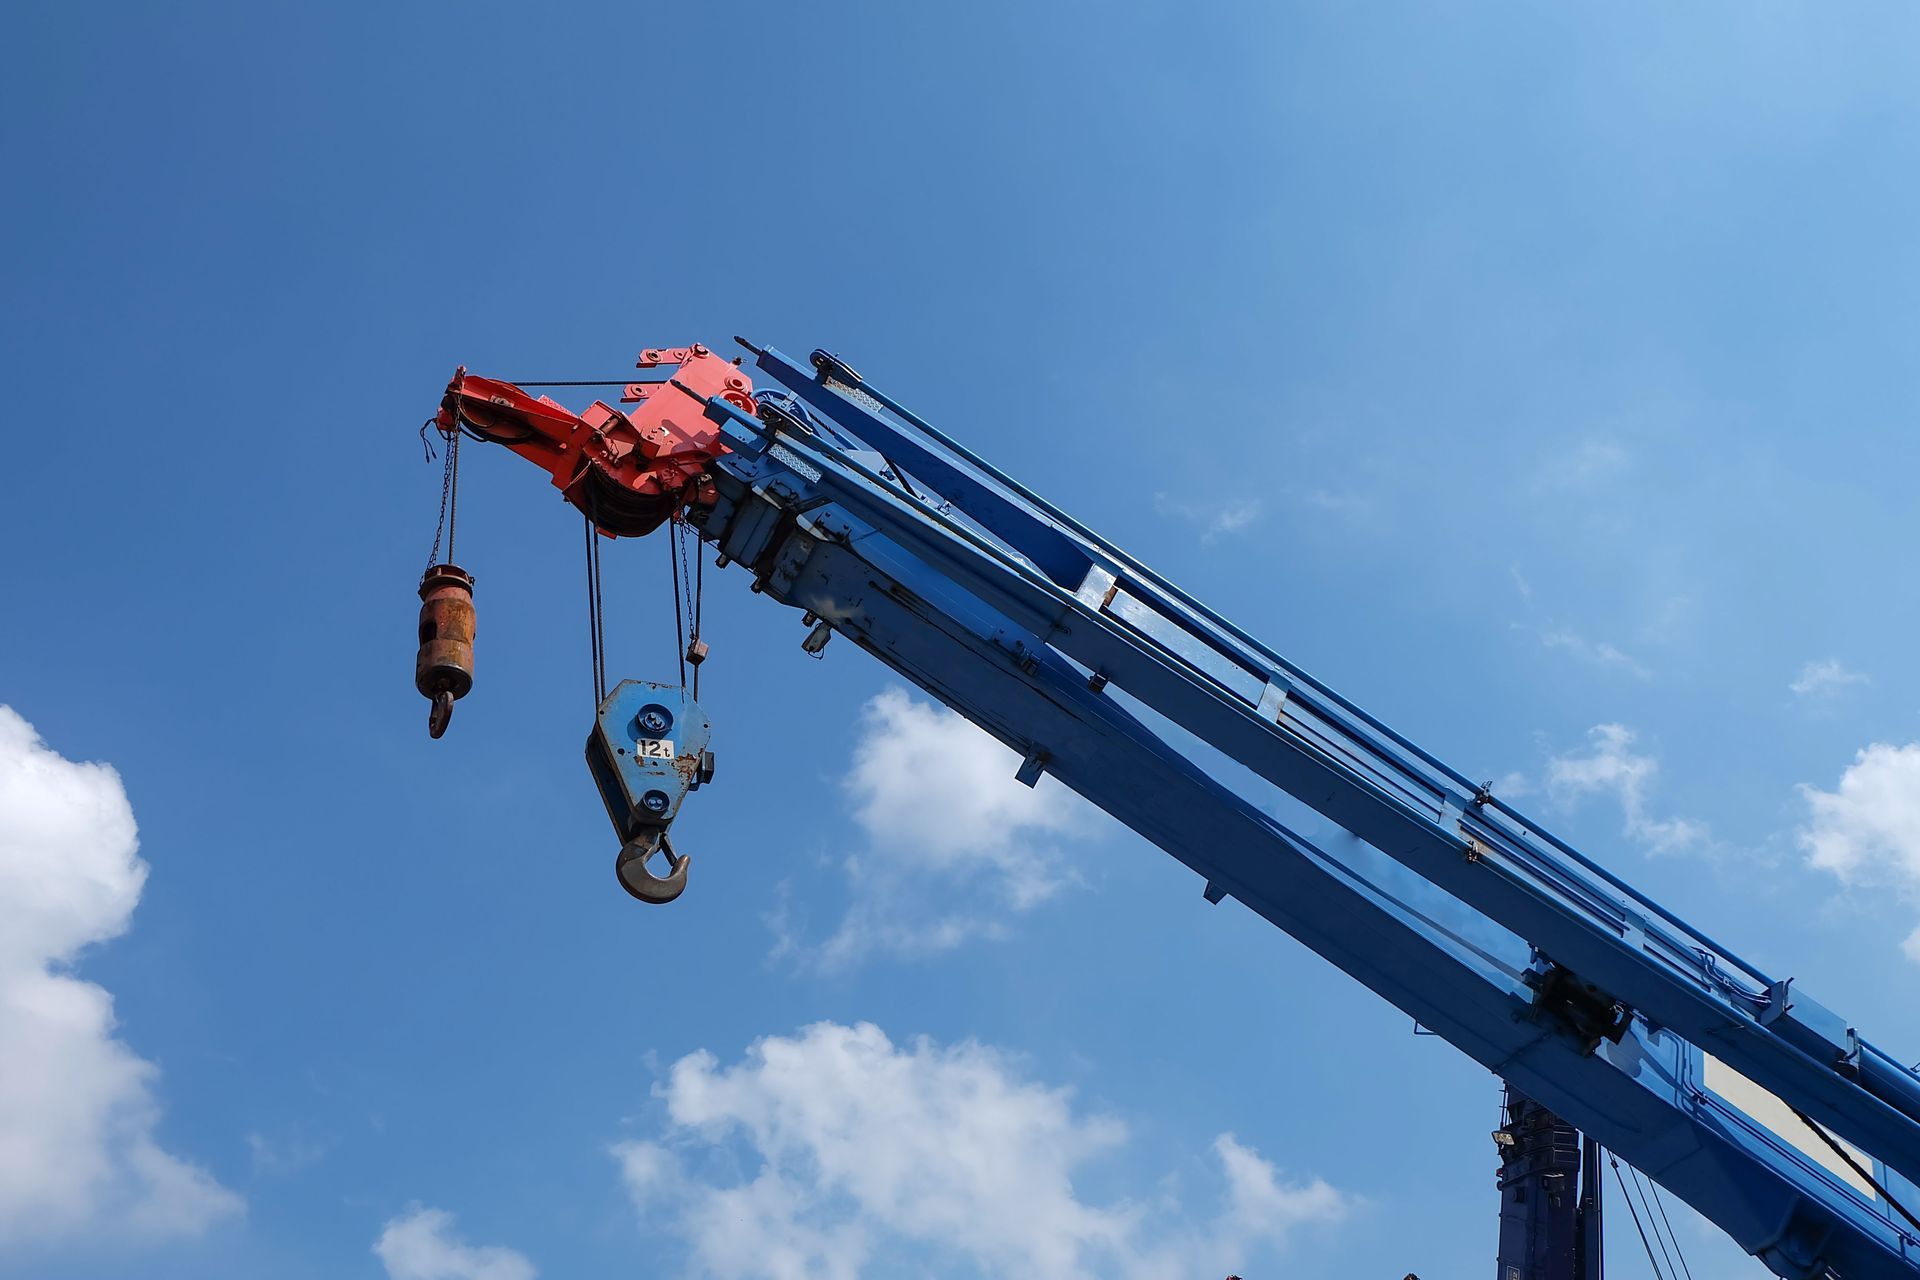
[416,339,1920,1279]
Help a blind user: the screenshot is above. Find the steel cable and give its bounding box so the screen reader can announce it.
[583,513,607,707]
[1627,1164,1682,1280]
[1645,1176,1695,1280]
[1609,1156,1668,1280]
[1789,1104,1920,1237]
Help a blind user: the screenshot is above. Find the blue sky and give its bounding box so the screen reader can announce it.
[4,3,1919,1277]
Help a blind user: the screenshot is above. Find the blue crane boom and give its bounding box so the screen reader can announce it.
[429,341,1920,1279]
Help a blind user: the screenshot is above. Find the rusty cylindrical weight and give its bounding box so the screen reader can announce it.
[416,564,476,738]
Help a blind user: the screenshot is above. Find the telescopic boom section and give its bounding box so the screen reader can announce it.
[435,344,754,537]
[428,339,1920,1279]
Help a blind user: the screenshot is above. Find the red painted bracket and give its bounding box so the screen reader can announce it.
[435,343,753,537]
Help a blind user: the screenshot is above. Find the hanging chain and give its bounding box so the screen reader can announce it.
[668,517,708,698]
[668,523,689,689]
[691,524,705,700]
[678,522,697,635]
[423,420,461,575]
[679,521,698,691]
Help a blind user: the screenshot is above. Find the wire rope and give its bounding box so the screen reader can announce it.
[1609,1156,1668,1280]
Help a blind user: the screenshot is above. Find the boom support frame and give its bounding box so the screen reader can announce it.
[439,341,1920,1279]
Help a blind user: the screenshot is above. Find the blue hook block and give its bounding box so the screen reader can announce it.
[584,680,714,849]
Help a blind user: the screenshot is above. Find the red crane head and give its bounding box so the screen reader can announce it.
[435,343,753,538]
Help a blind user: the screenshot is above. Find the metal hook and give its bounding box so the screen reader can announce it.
[615,831,690,905]
[427,689,454,739]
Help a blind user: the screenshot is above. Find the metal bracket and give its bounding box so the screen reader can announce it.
[1075,564,1119,611]
[1256,675,1291,723]
[1524,958,1632,1053]
[1015,747,1049,789]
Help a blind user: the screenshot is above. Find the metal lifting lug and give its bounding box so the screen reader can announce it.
[756,396,808,436]
[809,349,862,386]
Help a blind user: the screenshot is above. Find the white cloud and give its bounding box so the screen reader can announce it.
[1489,770,1533,800]
[793,690,1093,968]
[1151,492,1265,543]
[614,1021,1347,1280]
[1533,626,1651,679]
[1789,658,1869,700]
[0,705,240,1246]
[1799,742,1920,961]
[844,691,1083,887]
[1509,564,1534,605]
[244,1126,329,1177]
[1547,724,1706,854]
[374,1206,536,1280]
[1211,1132,1346,1247]
[1539,438,1629,487]
[1295,489,1375,522]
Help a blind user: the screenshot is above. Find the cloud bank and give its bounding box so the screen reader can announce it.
[0,706,239,1246]
[1151,492,1266,543]
[375,1206,536,1280]
[1547,723,1705,854]
[614,1021,1346,1279]
[1799,742,1920,962]
[1789,658,1869,700]
[782,690,1093,968]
